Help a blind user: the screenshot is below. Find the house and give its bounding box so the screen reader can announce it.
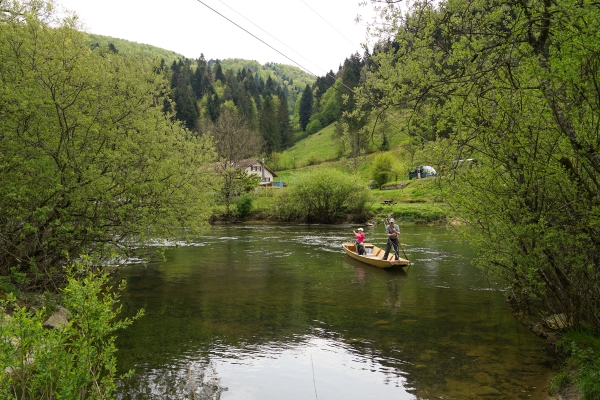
[236,158,277,183]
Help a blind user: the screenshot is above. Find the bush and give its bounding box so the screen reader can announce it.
[306,119,323,135]
[277,169,370,223]
[236,194,254,219]
[0,263,143,399]
[371,153,395,188]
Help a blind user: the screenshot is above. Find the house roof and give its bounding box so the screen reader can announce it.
[236,158,277,177]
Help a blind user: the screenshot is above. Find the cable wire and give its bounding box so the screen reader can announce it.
[194,0,428,143]
[216,0,328,75]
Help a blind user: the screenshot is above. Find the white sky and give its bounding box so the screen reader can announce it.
[57,0,378,75]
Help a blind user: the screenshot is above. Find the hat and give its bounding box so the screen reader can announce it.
[389,218,395,222]
[357,228,363,231]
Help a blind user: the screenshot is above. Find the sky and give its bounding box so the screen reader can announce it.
[57,0,378,76]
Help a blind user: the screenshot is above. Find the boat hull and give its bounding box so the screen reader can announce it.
[342,242,409,268]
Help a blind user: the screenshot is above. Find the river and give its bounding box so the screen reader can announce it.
[114,224,556,399]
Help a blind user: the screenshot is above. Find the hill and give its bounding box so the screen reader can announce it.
[218,58,316,116]
[86,34,184,64]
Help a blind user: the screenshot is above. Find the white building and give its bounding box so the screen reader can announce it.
[237,158,277,183]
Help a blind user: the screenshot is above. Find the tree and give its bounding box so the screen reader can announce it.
[0,1,216,290]
[214,60,226,83]
[299,84,313,131]
[363,0,600,336]
[260,95,280,154]
[371,153,394,188]
[277,91,291,148]
[281,169,371,223]
[210,108,262,215]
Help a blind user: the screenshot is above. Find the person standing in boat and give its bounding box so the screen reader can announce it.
[383,218,400,261]
[353,227,366,255]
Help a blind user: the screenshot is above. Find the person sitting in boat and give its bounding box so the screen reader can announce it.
[383,218,400,261]
[353,228,366,255]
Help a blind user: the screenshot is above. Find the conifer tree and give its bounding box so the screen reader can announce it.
[214,60,226,83]
[277,90,291,148]
[260,95,279,154]
[299,84,313,131]
[207,93,221,122]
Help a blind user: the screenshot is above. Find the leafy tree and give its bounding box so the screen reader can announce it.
[364,0,600,335]
[317,78,343,126]
[0,1,216,290]
[210,108,262,215]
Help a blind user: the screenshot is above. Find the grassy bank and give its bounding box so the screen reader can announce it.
[213,180,450,225]
[551,330,600,399]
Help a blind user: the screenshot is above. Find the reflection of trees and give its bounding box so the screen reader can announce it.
[385,279,402,318]
[117,361,227,400]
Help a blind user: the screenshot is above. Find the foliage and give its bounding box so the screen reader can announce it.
[370,153,395,188]
[0,1,216,290]
[277,169,371,223]
[552,330,600,399]
[362,0,600,334]
[305,118,323,135]
[220,58,315,114]
[235,194,254,219]
[0,263,143,399]
[87,34,183,65]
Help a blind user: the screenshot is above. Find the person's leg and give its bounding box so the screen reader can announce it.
[383,239,392,260]
[393,240,400,260]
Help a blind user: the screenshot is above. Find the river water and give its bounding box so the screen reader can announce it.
[115,224,556,399]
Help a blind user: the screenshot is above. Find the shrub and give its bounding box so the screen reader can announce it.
[278,169,370,223]
[236,194,254,219]
[306,119,323,135]
[371,153,395,188]
[0,263,143,399]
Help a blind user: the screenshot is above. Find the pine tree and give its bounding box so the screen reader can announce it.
[260,95,279,154]
[214,60,226,84]
[299,84,313,131]
[277,90,291,148]
[206,93,220,122]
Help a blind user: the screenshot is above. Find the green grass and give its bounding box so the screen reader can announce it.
[272,111,414,172]
[273,124,342,169]
[551,329,600,399]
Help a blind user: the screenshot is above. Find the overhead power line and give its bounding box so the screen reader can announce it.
[193,0,428,144]
[216,0,327,75]
[299,0,361,50]
[195,0,317,77]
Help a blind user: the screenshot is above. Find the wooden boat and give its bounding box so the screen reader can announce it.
[342,242,410,268]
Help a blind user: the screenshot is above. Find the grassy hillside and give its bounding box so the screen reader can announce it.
[272,116,414,171]
[86,34,183,64]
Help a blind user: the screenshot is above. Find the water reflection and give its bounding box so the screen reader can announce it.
[115,225,555,399]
